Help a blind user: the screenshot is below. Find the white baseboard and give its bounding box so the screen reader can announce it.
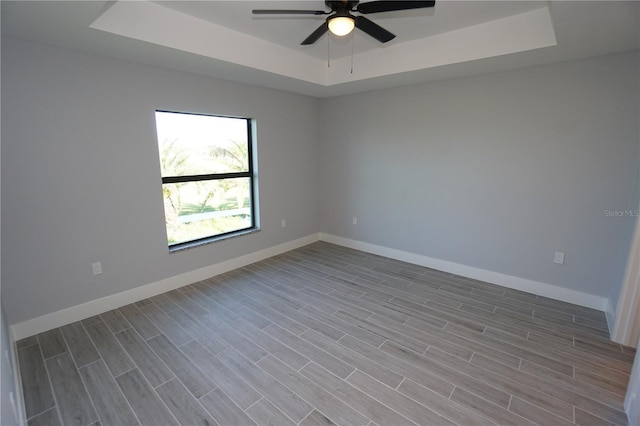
[10,233,321,340]
[604,298,616,337]
[320,233,608,311]
[11,231,610,339]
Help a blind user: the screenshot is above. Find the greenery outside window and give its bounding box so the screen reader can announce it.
[155,110,257,249]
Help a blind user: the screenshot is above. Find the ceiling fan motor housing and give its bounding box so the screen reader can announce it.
[326,1,360,13]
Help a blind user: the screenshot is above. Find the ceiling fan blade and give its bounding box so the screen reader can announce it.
[301,22,329,45]
[252,9,327,15]
[355,16,395,43]
[356,1,435,14]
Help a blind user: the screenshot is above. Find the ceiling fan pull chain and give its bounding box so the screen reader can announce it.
[327,34,331,68]
[351,31,355,74]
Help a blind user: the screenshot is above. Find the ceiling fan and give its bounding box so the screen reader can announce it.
[252,1,436,45]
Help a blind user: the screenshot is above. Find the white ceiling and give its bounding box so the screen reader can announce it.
[2,1,639,98]
[155,1,547,60]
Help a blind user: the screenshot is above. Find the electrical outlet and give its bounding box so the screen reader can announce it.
[92,261,103,275]
[281,219,286,228]
[554,252,565,264]
[353,216,358,225]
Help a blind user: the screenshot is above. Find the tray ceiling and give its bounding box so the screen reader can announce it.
[2,1,639,97]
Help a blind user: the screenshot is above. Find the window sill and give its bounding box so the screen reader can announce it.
[168,228,260,253]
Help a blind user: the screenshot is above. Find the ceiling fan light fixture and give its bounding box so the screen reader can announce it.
[328,15,355,36]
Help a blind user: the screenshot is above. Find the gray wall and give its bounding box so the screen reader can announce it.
[1,37,319,324]
[319,51,639,298]
[1,44,21,420]
[0,25,20,425]
[609,53,640,317]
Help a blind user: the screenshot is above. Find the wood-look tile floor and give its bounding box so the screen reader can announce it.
[17,242,635,426]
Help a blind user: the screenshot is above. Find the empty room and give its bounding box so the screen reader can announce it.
[2,1,640,425]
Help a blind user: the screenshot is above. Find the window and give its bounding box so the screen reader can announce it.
[154,110,257,249]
